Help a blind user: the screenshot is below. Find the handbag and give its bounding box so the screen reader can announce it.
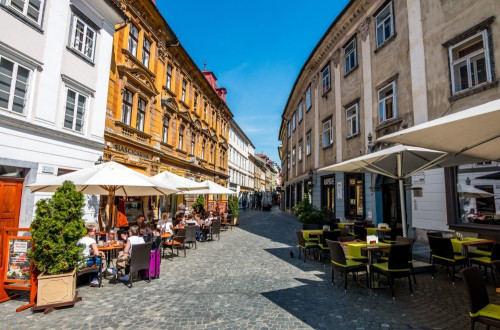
[116,251,130,269]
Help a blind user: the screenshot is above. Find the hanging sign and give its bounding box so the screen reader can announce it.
[336,182,343,199]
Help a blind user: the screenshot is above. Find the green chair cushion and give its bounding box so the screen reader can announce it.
[317,244,329,250]
[470,249,492,257]
[433,254,465,263]
[367,228,377,236]
[332,259,363,268]
[299,242,318,249]
[471,256,492,264]
[372,262,409,272]
[470,303,500,319]
[347,244,365,258]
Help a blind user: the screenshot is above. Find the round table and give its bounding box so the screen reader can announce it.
[98,244,124,270]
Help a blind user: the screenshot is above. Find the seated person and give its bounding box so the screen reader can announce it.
[467,208,486,222]
[136,215,145,228]
[200,212,215,241]
[140,220,154,238]
[157,212,174,234]
[186,213,197,226]
[77,225,106,287]
[117,225,145,282]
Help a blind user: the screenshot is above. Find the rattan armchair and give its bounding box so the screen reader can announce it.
[295,230,318,262]
[326,239,368,292]
[428,236,467,284]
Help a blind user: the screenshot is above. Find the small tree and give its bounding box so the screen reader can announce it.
[29,181,86,275]
[228,195,239,218]
[192,194,205,216]
[294,194,326,225]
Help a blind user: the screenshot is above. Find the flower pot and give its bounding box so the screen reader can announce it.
[233,217,238,226]
[37,269,76,306]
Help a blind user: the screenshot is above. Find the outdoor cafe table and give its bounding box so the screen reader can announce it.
[451,237,496,265]
[376,227,391,240]
[98,243,124,269]
[338,223,355,232]
[301,229,341,242]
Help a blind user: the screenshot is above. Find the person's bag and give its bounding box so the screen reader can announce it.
[116,251,130,269]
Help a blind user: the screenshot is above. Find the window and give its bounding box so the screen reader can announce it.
[191,133,195,155]
[322,119,333,147]
[63,88,86,132]
[321,64,331,95]
[202,140,205,159]
[212,112,216,128]
[298,140,303,161]
[344,38,357,73]
[70,16,96,60]
[128,23,139,57]
[287,153,290,169]
[178,126,184,150]
[346,103,359,137]
[346,173,364,218]
[194,92,198,113]
[306,85,311,110]
[162,116,169,143]
[0,57,31,114]
[449,31,492,94]
[376,2,394,47]
[378,81,397,123]
[136,98,146,131]
[121,89,133,125]
[166,65,172,89]
[292,147,296,166]
[287,122,291,137]
[292,112,296,131]
[298,103,303,122]
[142,38,150,68]
[6,0,44,24]
[181,80,186,102]
[306,131,311,155]
[210,145,214,163]
[203,103,207,119]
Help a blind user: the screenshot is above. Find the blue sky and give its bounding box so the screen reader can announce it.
[157,0,351,163]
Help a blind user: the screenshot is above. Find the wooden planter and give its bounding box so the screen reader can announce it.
[37,269,76,306]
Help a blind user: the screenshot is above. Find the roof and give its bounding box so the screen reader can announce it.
[230,119,255,148]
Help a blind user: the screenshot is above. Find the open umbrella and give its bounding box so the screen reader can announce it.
[318,145,479,237]
[28,161,179,230]
[153,170,208,191]
[378,99,500,161]
[186,180,236,195]
[457,183,494,198]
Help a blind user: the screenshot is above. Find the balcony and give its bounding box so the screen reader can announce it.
[115,121,152,145]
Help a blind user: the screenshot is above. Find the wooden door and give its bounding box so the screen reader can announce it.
[0,179,23,229]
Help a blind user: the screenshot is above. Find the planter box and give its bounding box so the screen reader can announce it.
[37,269,76,306]
[233,217,238,226]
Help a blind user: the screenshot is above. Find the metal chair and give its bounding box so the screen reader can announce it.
[164,229,186,258]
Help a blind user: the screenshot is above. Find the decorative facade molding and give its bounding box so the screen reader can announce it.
[357,17,371,41]
[332,48,341,67]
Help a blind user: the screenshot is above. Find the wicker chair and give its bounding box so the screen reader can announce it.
[353,225,367,241]
[184,225,197,250]
[461,266,500,329]
[429,236,467,284]
[115,242,152,288]
[164,229,186,258]
[380,236,417,284]
[426,231,443,263]
[326,239,368,292]
[371,243,413,298]
[295,230,318,262]
[210,220,221,241]
[470,243,500,284]
[317,231,339,265]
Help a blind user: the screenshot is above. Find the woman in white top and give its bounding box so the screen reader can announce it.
[77,225,106,286]
[124,225,145,256]
[157,212,174,234]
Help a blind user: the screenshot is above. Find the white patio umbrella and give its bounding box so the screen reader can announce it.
[186,180,237,195]
[457,183,494,198]
[317,145,479,237]
[28,161,179,230]
[378,99,500,161]
[153,170,208,191]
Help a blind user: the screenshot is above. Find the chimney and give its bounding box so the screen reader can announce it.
[216,87,227,102]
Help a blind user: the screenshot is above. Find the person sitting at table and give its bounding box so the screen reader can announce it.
[157,212,174,234]
[200,212,215,241]
[467,208,486,222]
[140,220,154,237]
[136,215,145,228]
[77,224,106,287]
[116,225,145,282]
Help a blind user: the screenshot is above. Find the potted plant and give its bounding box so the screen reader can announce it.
[294,194,326,228]
[228,195,239,226]
[29,181,86,307]
[192,194,205,216]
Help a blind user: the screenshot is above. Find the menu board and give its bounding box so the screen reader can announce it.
[218,201,227,215]
[6,238,31,281]
[207,201,216,212]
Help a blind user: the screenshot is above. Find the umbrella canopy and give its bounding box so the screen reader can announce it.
[185,180,236,195]
[318,145,479,237]
[457,184,493,198]
[153,170,208,191]
[476,172,500,180]
[378,99,500,161]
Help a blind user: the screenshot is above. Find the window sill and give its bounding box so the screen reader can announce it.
[322,143,334,150]
[160,141,174,149]
[346,133,360,140]
[449,80,499,102]
[0,5,43,33]
[375,117,402,131]
[179,100,190,109]
[66,46,95,67]
[374,33,397,54]
[176,148,188,155]
[162,86,177,98]
[344,65,359,78]
[449,223,500,232]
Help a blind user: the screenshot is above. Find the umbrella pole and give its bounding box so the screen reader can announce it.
[397,153,408,237]
[107,187,116,232]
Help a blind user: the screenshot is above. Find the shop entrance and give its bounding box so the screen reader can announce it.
[381,178,401,227]
[0,179,23,228]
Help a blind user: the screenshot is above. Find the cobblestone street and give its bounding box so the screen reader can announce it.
[1,207,498,329]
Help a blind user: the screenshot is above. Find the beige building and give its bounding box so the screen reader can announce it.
[279,0,500,237]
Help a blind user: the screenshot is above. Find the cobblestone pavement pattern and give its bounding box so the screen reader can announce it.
[1,207,498,329]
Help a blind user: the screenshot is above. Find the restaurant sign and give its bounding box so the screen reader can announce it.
[113,144,152,160]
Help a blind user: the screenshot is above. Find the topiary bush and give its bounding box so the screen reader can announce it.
[192,194,205,216]
[294,194,326,225]
[228,195,239,218]
[29,181,86,275]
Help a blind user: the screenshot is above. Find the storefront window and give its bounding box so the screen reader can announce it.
[346,173,364,218]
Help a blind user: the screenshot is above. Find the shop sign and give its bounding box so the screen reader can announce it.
[412,172,425,184]
[323,177,335,186]
[336,182,343,199]
[113,143,152,160]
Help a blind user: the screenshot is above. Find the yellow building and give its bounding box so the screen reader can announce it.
[104,0,232,214]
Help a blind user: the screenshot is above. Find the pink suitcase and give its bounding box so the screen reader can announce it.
[141,249,160,279]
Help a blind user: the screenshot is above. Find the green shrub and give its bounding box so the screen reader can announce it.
[29,181,86,275]
[294,194,326,224]
[228,195,239,218]
[192,194,205,216]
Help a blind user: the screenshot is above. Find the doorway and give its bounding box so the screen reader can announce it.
[381,178,401,227]
[0,178,23,229]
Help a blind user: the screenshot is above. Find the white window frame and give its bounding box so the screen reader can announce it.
[0,55,32,116]
[70,15,96,61]
[292,112,296,131]
[287,153,290,169]
[162,116,169,143]
[298,103,303,122]
[292,147,296,166]
[181,80,186,102]
[287,122,291,137]
[322,65,331,95]
[166,65,172,89]
[178,126,184,150]
[142,37,150,68]
[136,97,146,131]
[298,140,303,162]
[306,131,311,155]
[449,30,492,94]
[6,0,44,25]
[346,103,359,137]
[375,2,394,47]
[121,89,133,125]
[322,119,333,148]
[306,85,311,111]
[62,86,88,133]
[191,133,195,155]
[128,23,139,57]
[378,81,397,124]
[344,38,357,74]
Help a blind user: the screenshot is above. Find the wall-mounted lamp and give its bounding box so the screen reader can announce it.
[466,177,471,185]
[95,156,103,166]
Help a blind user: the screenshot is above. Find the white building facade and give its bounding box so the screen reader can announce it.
[228,119,254,208]
[0,0,125,227]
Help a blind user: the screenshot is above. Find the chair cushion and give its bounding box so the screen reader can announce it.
[372,262,409,272]
[299,242,318,249]
[471,256,492,264]
[317,243,329,250]
[433,254,466,263]
[346,255,368,261]
[470,303,500,319]
[332,259,363,268]
[470,250,492,257]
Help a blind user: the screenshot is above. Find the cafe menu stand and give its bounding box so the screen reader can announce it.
[0,227,38,312]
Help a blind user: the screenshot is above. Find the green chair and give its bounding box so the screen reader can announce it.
[371,243,413,299]
[470,243,500,284]
[317,231,339,265]
[326,239,368,292]
[295,230,318,262]
[380,236,417,285]
[338,236,368,262]
[429,236,467,284]
[461,266,500,329]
